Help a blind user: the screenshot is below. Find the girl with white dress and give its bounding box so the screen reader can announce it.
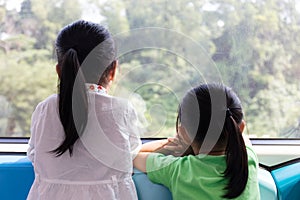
[27,20,141,200]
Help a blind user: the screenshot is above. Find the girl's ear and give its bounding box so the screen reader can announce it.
[109,60,118,81]
[239,120,246,133]
[56,64,61,79]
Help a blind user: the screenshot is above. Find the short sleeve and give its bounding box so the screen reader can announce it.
[27,137,35,163]
[27,95,57,164]
[125,103,142,160]
[245,145,260,199]
[27,102,43,163]
[246,145,259,167]
[146,153,179,188]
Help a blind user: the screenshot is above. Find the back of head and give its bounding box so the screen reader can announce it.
[56,20,115,83]
[179,83,248,199]
[53,20,115,156]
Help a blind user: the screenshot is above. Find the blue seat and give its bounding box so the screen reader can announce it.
[0,156,34,200]
[133,168,172,200]
[0,156,172,200]
[133,168,278,200]
[0,156,282,200]
[271,161,300,200]
[258,168,278,200]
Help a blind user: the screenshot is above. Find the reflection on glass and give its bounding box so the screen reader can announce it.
[0,0,299,138]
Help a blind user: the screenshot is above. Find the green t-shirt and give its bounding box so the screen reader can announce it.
[146,146,260,200]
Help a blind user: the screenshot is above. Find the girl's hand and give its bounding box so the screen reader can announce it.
[163,137,184,156]
[165,133,196,156]
[157,134,190,156]
[140,139,169,152]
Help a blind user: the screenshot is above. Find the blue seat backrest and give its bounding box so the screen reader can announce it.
[0,156,171,200]
[0,156,280,200]
[258,168,278,200]
[271,161,300,200]
[0,156,34,200]
[133,168,172,200]
[133,168,278,200]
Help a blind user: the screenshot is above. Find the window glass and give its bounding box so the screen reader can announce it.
[0,0,299,138]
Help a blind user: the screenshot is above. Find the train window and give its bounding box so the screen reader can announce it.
[0,0,299,139]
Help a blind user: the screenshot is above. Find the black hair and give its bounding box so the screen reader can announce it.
[52,20,114,156]
[177,83,248,199]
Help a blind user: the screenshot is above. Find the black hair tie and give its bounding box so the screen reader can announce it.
[226,108,233,118]
[69,47,77,52]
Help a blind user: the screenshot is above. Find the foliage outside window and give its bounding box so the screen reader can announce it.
[0,0,299,138]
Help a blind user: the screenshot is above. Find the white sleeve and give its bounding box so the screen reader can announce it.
[27,137,35,163]
[126,103,142,160]
[27,103,42,164]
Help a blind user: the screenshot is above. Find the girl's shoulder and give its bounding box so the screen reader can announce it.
[31,94,58,124]
[38,93,57,105]
[34,94,58,113]
[44,94,58,103]
[94,94,136,113]
[246,145,259,165]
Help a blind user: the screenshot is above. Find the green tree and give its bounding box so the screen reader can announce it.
[1,0,299,138]
[99,0,300,137]
[0,0,82,136]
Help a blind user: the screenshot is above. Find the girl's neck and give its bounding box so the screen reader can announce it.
[192,143,226,156]
[207,150,226,156]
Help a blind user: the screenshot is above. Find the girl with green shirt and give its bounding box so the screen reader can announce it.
[134,83,260,199]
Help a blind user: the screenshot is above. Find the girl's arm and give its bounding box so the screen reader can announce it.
[133,140,170,173]
[134,138,190,173]
[133,152,150,173]
[140,139,169,152]
[140,137,186,156]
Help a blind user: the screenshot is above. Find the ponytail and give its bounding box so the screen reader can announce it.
[223,109,248,199]
[51,48,88,156]
[180,84,248,198]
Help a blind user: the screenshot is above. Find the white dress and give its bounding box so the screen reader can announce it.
[27,88,141,200]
